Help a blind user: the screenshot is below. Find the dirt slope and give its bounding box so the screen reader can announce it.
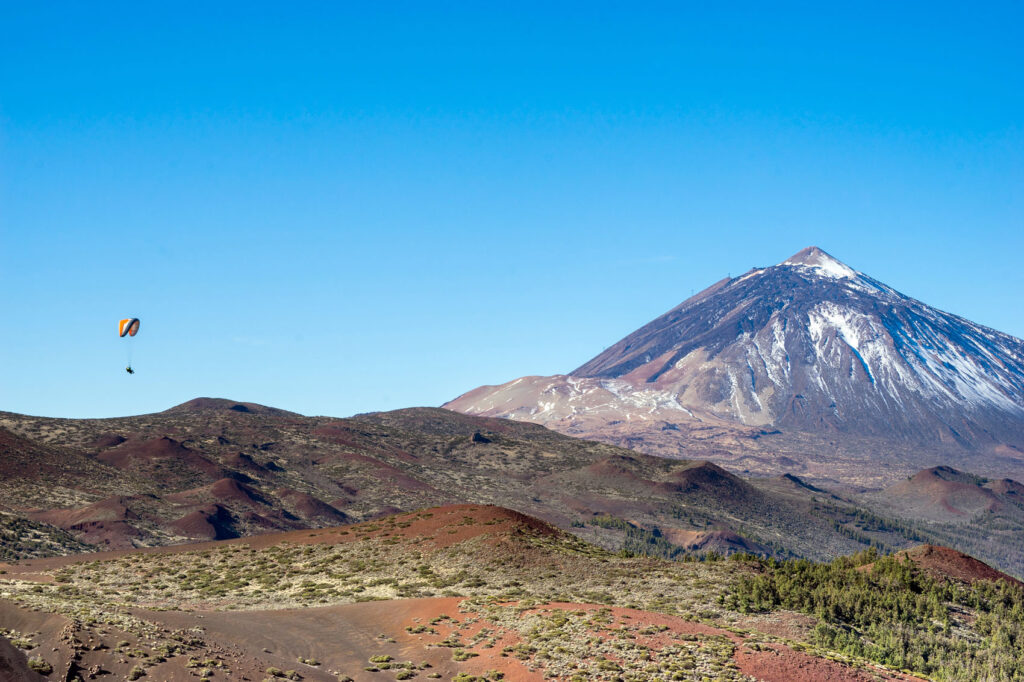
[0,504,924,681]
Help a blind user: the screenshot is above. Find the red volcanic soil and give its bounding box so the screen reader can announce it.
[162,397,299,417]
[168,508,223,540]
[735,641,918,682]
[141,597,539,682]
[26,496,146,549]
[54,520,144,549]
[95,435,224,478]
[95,435,192,467]
[138,598,920,682]
[0,595,285,682]
[276,487,351,523]
[896,545,1024,586]
[167,477,267,506]
[28,496,138,528]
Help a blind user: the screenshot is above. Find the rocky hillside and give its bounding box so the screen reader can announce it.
[3,399,1024,576]
[0,401,943,566]
[3,504,1022,681]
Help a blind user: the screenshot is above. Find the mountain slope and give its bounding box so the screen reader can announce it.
[5,400,1024,575]
[446,247,1024,484]
[6,504,1024,681]
[1,504,948,682]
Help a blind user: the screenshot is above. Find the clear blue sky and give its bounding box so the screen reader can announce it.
[2,2,1021,418]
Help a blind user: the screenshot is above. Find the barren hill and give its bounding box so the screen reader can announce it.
[877,466,1002,521]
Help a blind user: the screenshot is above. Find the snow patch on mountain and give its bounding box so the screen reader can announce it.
[803,301,1022,414]
[783,254,857,280]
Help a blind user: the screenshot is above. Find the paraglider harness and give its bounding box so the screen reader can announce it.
[125,366,135,374]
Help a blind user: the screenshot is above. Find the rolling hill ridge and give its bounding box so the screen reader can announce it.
[3,399,1024,577]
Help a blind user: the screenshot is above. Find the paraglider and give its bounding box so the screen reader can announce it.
[119,318,140,373]
[119,318,140,338]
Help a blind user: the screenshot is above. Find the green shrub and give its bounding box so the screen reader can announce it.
[27,658,53,674]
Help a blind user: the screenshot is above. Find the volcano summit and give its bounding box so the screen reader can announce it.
[446,247,1024,485]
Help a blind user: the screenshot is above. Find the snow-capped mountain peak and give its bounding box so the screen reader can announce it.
[446,247,1024,467]
[781,246,859,280]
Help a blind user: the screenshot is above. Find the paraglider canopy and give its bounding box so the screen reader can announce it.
[119,318,140,337]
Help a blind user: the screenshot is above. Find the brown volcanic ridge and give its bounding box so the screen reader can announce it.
[903,545,1024,586]
[163,397,301,417]
[863,465,1024,523]
[2,400,955,571]
[21,474,355,549]
[7,399,1024,581]
[862,545,1023,588]
[445,247,1024,487]
[0,505,922,682]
